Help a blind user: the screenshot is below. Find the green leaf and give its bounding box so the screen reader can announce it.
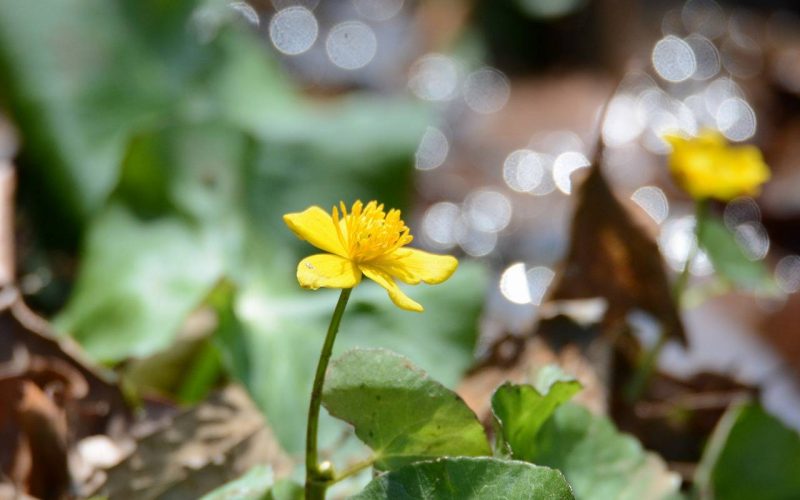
[207,280,252,388]
[114,122,254,221]
[0,0,180,227]
[242,98,428,249]
[351,457,574,499]
[696,402,800,500]
[322,348,491,470]
[697,214,770,291]
[530,403,681,500]
[235,261,487,455]
[491,377,582,460]
[0,0,296,237]
[54,205,225,362]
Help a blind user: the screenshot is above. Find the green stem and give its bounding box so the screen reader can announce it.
[627,199,708,402]
[306,288,352,500]
[333,456,377,483]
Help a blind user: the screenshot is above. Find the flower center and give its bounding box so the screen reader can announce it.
[333,200,413,262]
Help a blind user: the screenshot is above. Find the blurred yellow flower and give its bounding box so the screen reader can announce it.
[284,200,458,312]
[665,130,770,201]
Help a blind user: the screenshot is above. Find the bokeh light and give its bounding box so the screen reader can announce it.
[724,197,761,230]
[776,256,800,294]
[421,201,461,249]
[229,2,260,26]
[408,54,459,102]
[652,36,697,83]
[659,216,713,275]
[326,21,378,70]
[269,7,318,55]
[686,35,720,81]
[682,0,726,39]
[499,262,532,304]
[631,186,669,224]
[463,67,511,114]
[734,222,770,261]
[464,189,513,233]
[715,97,756,141]
[498,263,555,306]
[552,151,590,195]
[503,149,545,193]
[415,126,449,171]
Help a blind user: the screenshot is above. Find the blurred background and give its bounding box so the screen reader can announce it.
[3,0,800,498]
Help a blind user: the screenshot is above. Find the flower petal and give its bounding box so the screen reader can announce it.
[284,206,347,257]
[360,265,423,312]
[373,248,458,285]
[297,254,362,290]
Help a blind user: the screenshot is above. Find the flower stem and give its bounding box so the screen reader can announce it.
[626,199,708,402]
[672,199,708,304]
[306,288,352,500]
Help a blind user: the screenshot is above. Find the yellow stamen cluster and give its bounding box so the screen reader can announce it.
[332,200,413,263]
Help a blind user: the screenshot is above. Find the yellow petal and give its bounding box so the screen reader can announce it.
[360,265,423,312]
[373,248,458,285]
[284,206,347,257]
[664,129,771,202]
[297,254,361,290]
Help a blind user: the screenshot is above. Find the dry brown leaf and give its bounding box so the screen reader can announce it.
[92,385,291,500]
[0,288,130,498]
[549,162,687,345]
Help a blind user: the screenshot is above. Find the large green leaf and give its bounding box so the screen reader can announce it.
[242,98,428,250]
[233,261,487,455]
[351,457,573,499]
[0,0,188,228]
[696,402,800,500]
[114,122,254,221]
[491,378,582,460]
[530,403,681,500]
[54,205,225,362]
[322,348,491,470]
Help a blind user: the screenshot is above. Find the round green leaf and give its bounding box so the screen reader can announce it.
[322,348,491,470]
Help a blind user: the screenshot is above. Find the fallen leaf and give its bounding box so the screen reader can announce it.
[549,162,686,344]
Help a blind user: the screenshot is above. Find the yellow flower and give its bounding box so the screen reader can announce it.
[665,130,770,201]
[283,200,458,312]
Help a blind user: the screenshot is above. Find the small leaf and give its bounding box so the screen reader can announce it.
[322,348,491,470]
[697,214,771,291]
[352,457,573,499]
[696,401,800,500]
[530,403,681,500]
[492,378,582,460]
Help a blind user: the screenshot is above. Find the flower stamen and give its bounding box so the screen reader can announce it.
[332,200,413,263]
